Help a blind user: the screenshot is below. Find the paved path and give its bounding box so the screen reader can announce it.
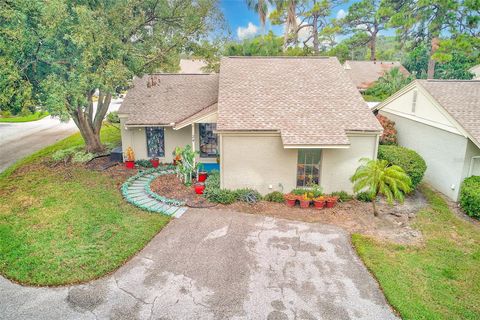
[0,209,398,320]
[0,99,122,173]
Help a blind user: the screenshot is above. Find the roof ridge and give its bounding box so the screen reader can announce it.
[421,79,480,83]
[225,56,332,59]
[148,73,216,76]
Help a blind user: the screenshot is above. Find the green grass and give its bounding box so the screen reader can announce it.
[0,126,170,286]
[0,112,49,122]
[352,185,480,319]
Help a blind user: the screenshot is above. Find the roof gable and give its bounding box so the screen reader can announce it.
[217,57,382,146]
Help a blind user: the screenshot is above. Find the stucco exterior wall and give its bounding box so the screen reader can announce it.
[120,120,217,163]
[320,134,378,194]
[380,111,469,200]
[220,133,378,195]
[462,139,480,178]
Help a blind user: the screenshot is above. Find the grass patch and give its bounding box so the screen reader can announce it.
[0,112,49,123]
[0,126,170,286]
[352,185,480,319]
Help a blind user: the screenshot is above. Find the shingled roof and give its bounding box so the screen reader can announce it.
[119,74,218,126]
[344,60,410,90]
[217,57,382,146]
[418,80,480,145]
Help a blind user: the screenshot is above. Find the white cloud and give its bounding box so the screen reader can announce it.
[336,9,346,20]
[237,22,259,40]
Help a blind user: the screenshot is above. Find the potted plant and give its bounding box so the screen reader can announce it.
[194,182,205,194]
[172,146,182,165]
[124,147,135,169]
[299,193,312,208]
[284,193,298,207]
[313,196,326,209]
[150,157,160,168]
[197,170,208,182]
[326,195,339,208]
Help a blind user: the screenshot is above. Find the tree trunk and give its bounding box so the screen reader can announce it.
[312,15,319,55]
[427,37,440,79]
[372,198,379,217]
[70,90,112,153]
[283,21,290,52]
[369,28,378,61]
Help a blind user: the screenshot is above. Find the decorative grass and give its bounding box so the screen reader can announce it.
[0,112,49,123]
[352,185,480,319]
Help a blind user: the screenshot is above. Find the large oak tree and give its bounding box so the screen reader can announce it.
[1,0,223,152]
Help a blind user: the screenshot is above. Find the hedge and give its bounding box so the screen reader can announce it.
[459,176,480,219]
[378,145,427,190]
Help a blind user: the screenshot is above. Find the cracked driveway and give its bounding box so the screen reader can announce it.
[0,209,398,320]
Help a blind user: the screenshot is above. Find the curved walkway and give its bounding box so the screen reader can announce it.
[0,209,398,320]
[122,167,187,218]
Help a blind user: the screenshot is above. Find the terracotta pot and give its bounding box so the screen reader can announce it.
[313,200,326,209]
[150,159,160,168]
[125,160,135,169]
[285,199,296,207]
[299,199,311,208]
[326,197,338,208]
[198,171,208,182]
[194,183,205,194]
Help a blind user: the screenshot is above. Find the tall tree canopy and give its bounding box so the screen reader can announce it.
[1,0,224,152]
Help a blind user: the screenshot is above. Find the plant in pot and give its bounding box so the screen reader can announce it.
[172,146,182,165]
[313,196,326,209]
[194,182,205,194]
[176,145,198,186]
[150,156,160,168]
[284,193,298,207]
[124,147,135,169]
[197,164,208,182]
[325,195,339,208]
[299,192,313,208]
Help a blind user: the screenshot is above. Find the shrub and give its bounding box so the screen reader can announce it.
[376,114,397,145]
[135,159,153,168]
[331,191,353,202]
[356,191,373,202]
[106,111,120,124]
[205,188,237,204]
[235,188,262,204]
[264,191,285,203]
[72,151,95,163]
[291,188,310,196]
[459,176,480,219]
[378,145,427,190]
[51,147,78,161]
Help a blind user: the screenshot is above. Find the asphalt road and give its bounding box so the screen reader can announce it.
[0,99,122,173]
[0,209,398,320]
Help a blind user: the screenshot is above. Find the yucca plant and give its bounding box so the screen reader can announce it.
[350,158,412,216]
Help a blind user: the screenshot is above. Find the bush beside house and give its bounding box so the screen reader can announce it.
[459,176,480,219]
[376,114,397,145]
[378,145,427,190]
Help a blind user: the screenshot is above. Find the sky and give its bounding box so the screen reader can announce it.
[220,0,357,41]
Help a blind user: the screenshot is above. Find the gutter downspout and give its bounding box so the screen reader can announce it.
[469,156,480,177]
[192,124,196,167]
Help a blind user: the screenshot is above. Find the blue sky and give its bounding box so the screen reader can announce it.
[220,0,357,41]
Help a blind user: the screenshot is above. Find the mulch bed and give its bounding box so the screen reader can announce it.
[150,174,216,208]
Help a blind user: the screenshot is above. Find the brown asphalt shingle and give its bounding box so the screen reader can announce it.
[119,74,218,126]
[344,60,410,90]
[419,80,480,144]
[217,57,382,146]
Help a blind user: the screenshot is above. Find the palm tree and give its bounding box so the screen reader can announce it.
[365,67,413,100]
[350,158,412,216]
[246,0,270,29]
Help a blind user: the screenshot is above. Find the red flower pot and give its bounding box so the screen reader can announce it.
[198,171,208,182]
[150,159,160,168]
[299,199,311,208]
[326,196,338,208]
[125,160,135,169]
[313,200,326,209]
[285,199,296,207]
[194,183,205,194]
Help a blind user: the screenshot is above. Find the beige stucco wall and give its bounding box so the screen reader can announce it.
[220,133,378,195]
[462,139,480,178]
[380,111,469,201]
[120,119,217,163]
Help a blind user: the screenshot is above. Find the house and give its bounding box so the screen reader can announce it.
[375,80,480,201]
[119,57,383,194]
[469,64,480,80]
[343,60,410,91]
[179,59,208,74]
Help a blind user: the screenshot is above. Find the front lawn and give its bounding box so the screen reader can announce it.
[0,112,49,123]
[0,126,170,286]
[353,186,480,319]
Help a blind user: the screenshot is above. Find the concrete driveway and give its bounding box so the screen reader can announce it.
[0,209,398,320]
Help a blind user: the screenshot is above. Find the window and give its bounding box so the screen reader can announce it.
[146,127,165,157]
[199,123,218,158]
[296,149,321,187]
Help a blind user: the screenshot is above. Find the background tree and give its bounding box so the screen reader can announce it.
[363,67,414,101]
[2,0,224,153]
[340,0,390,61]
[384,0,479,79]
[246,0,271,29]
[350,158,412,216]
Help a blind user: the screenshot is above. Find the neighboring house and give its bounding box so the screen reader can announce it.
[469,64,480,80]
[375,80,480,201]
[119,57,383,194]
[179,59,208,73]
[344,60,410,91]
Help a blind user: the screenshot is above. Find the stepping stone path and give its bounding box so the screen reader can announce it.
[121,167,188,218]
